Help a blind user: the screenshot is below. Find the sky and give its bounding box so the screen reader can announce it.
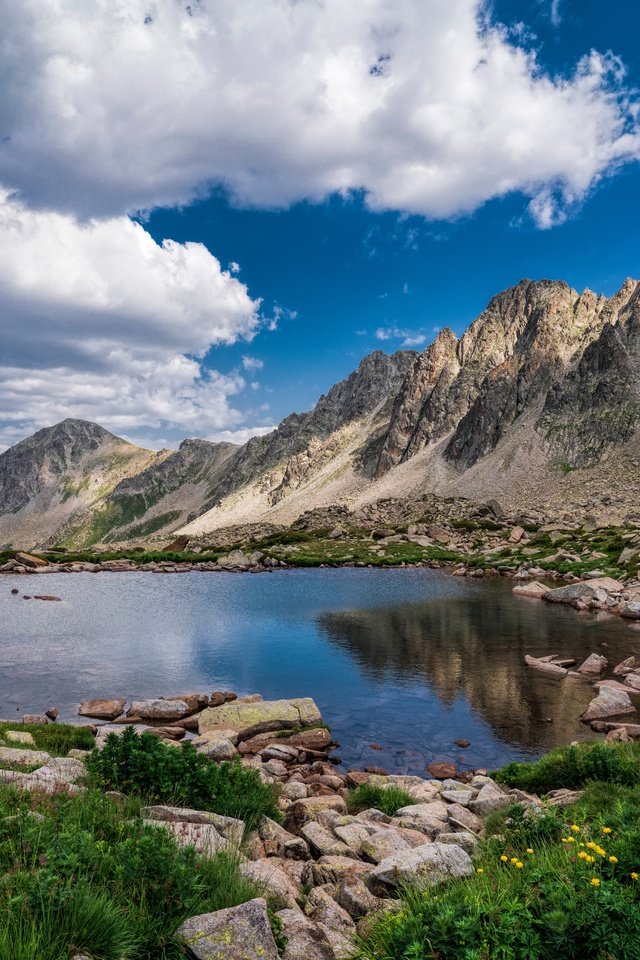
[0,0,638,452]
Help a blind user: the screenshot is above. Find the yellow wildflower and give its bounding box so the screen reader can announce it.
[571,824,581,833]
[526,848,534,854]
[566,836,575,844]
[602,827,612,834]
[578,851,588,861]
[631,873,639,880]
[515,861,524,869]
[590,878,601,887]
[586,842,597,851]
[510,857,518,864]
[586,855,595,864]
[476,867,484,874]
[500,855,508,862]
[609,856,618,864]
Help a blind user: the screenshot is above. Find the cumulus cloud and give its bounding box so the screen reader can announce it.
[0,192,261,447]
[0,0,637,225]
[242,356,264,372]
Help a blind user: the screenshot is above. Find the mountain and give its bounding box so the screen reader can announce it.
[0,419,159,547]
[2,277,640,547]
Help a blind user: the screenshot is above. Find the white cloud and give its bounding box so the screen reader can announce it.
[206,425,275,445]
[0,0,636,226]
[550,1,562,27]
[242,356,264,371]
[0,192,260,447]
[375,325,426,348]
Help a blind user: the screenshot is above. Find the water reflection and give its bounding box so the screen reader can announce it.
[318,580,640,758]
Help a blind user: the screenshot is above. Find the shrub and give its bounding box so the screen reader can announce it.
[347,784,415,816]
[495,741,640,794]
[85,727,280,828]
[0,721,95,756]
[0,786,259,959]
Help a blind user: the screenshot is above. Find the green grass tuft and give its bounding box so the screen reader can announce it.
[347,783,415,816]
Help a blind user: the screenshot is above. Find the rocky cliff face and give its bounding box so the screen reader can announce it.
[2,278,640,546]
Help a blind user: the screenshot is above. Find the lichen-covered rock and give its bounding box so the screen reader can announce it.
[0,746,51,769]
[144,818,233,857]
[240,858,302,908]
[198,697,322,739]
[175,898,279,960]
[468,782,510,817]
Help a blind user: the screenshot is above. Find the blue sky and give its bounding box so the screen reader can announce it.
[0,0,638,450]
[145,0,640,428]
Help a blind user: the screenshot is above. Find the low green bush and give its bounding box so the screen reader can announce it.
[0,721,95,756]
[495,741,640,794]
[85,726,280,828]
[347,784,415,816]
[0,786,259,959]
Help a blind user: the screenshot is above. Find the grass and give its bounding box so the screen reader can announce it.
[356,743,640,960]
[347,784,416,816]
[85,727,281,829]
[0,722,95,757]
[495,741,640,794]
[0,785,260,960]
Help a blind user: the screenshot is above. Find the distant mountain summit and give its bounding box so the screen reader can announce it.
[2,278,639,548]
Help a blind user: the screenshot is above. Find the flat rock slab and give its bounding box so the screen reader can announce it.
[0,746,51,768]
[367,841,472,894]
[581,686,637,722]
[78,698,126,720]
[198,697,322,739]
[175,897,279,960]
[577,654,608,675]
[524,656,567,678]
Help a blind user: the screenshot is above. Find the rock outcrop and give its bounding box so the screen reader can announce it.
[2,278,640,545]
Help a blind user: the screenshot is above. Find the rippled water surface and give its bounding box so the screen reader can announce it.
[1,568,638,773]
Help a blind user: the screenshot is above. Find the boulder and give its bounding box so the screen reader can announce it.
[241,858,301,908]
[175,898,278,960]
[435,831,479,855]
[142,805,245,845]
[78,698,126,721]
[217,550,255,570]
[127,699,192,722]
[305,887,355,935]
[334,877,381,919]
[301,821,357,859]
[259,816,310,860]
[367,842,472,894]
[276,909,334,960]
[613,656,640,676]
[577,654,608,675]
[447,802,483,835]
[145,818,233,856]
[5,730,35,746]
[310,855,372,887]
[198,697,322,740]
[468,782,509,817]
[360,829,411,864]
[512,581,549,599]
[22,714,49,725]
[288,795,348,829]
[366,774,440,803]
[581,686,637,722]
[621,602,640,621]
[545,578,624,606]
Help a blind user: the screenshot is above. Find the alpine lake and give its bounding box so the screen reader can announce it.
[1,566,638,774]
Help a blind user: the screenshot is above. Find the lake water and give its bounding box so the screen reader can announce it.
[1,567,639,774]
